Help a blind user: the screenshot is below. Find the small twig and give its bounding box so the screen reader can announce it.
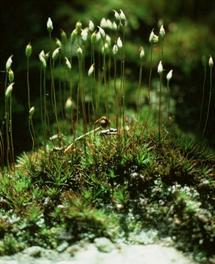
[64,116,111,153]
[64,127,101,153]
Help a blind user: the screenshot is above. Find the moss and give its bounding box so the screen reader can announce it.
[0,121,214,263]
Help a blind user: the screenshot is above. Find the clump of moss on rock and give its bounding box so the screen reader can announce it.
[0,123,214,263]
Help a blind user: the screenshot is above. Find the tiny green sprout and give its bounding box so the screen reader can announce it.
[75,21,82,33]
[113,10,120,21]
[167,69,173,117]
[44,51,50,59]
[106,19,113,29]
[157,61,163,74]
[77,47,83,57]
[149,29,159,44]
[112,21,117,31]
[96,31,102,42]
[65,97,73,111]
[100,18,112,29]
[119,9,126,21]
[138,46,145,111]
[52,47,61,61]
[39,50,47,68]
[158,61,163,141]
[117,37,123,48]
[209,56,214,67]
[166,69,173,81]
[65,57,72,70]
[100,18,107,28]
[81,28,89,42]
[60,29,67,42]
[40,50,45,58]
[5,82,14,98]
[71,29,78,42]
[25,43,32,58]
[56,38,62,47]
[91,31,97,44]
[202,55,213,136]
[139,46,145,60]
[88,20,95,31]
[88,63,95,76]
[8,69,14,83]
[159,25,165,39]
[105,35,111,45]
[29,106,35,119]
[29,106,36,150]
[102,42,109,54]
[98,26,106,39]
[47,17,53,33]
[112,44,119,55]
[6,55,13,72]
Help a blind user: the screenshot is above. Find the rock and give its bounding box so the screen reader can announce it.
[70,243,196,264]
[57,242,69,253]
[129,229,159,244]
[94,237,115,253]
[66,244,83,256]
[22,246,44,257]
[41,249,59,260]
[0,242,197,264]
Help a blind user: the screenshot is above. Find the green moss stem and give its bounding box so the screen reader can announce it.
[158,73,162,142]
[51,60,60,135]
[103,53,109,118]
[202,66,212,136]
[199,59,207,130]
[148,45,153,107]
[138,62,143,112]
[78,54,87,134]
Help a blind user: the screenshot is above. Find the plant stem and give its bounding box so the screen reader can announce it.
[26,56,33,149]
[5,95,14,168]
[113,57,118,130]
[167,79,170,119]
[97,52,101,117]
[5,110,10,168]
[138,61,143,112]
[120,29,126,139]
[3,75,8,165]
[202,65,212,136]
[43,68,49,139]
[39,67,44,136]
[0,129,4,164]
[160,39,164,62]
[26,58,31,110]
[90,42,96,119]
[78,54,87,134]
[121,60,125,138]
[199,59,207,130]
[148,45,153,107]
[51,60,60,135]
[58,56,64,120]
[29,117,35,151]
[64,126,101,154]
[103,53,109,118]
[158,73,162,142]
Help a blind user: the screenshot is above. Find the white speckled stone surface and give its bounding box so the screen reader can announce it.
[0,243,196,264]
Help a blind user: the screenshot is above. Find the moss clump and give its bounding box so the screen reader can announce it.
[0,120,214,263]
